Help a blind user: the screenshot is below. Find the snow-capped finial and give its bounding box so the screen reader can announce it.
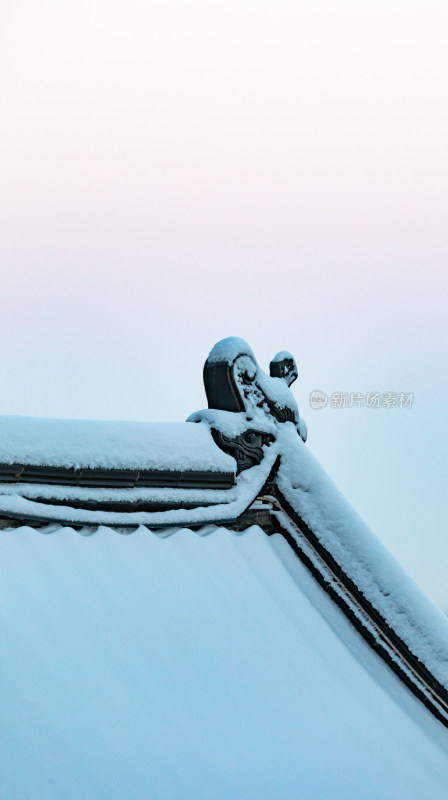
[206,337,255,365]
[269,351,298,387]
[202,338,306,442]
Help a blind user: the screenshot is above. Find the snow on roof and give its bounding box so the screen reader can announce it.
[0,523,447,799]
[0,415,235,472]
[0,337,446,739]
[0,442,278,526]
[275,422,448,694]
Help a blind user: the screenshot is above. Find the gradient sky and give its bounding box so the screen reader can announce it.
[1,1,447,607]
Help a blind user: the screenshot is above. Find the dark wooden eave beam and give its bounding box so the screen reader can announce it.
[0,464,235,490]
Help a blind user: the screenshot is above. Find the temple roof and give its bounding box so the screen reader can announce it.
[1,523,448,800]
[0,336,447,797]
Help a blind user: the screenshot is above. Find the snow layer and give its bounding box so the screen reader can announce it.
[187,408,278,436]
[0,416,235,472]
[206,336,255,364]
[275,422,448,692]
[0,481,237,505]
[270,349,295,363]
[256,369,298,413]
[0,524,447,800]
[0,445,278,526]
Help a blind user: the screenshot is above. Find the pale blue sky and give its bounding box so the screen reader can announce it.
[1,1,447,607]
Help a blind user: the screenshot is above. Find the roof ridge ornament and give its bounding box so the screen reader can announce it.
[200,337,307,472]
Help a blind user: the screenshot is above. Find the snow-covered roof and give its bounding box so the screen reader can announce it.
[0,415,235,473]
[1,337,447,795]
[1,523,447,799]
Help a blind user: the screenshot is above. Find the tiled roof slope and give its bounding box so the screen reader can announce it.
[0,524,447,800]
[1,337,447,731]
